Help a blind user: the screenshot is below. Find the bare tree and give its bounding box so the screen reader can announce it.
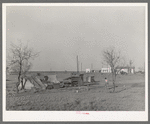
[102,46,125,92]
[8,42,39,93]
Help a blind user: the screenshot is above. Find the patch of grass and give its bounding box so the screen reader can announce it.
[6,73,145,111]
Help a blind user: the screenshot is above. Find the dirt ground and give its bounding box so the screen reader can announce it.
[6,72,145,111]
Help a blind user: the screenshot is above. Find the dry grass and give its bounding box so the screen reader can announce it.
[6,72,145,111]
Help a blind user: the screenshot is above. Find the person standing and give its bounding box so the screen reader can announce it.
[105,77,109,88]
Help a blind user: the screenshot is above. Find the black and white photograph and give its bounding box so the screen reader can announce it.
[3,3,148,121]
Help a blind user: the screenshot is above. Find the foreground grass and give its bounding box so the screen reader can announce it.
[6,73,145,111]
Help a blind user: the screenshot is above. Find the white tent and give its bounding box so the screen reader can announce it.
[47,75,60,83]
[18,76,46,90]
[18,78,34,90]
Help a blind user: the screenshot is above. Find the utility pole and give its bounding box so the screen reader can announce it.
[77,55,79,73]
[129,60,133,73]
[78,61,80,72]
[81,63,82,72]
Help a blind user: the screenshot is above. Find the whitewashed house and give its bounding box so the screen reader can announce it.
[101,67,111,73]
[116,66,135,74]
[86,69,91,73]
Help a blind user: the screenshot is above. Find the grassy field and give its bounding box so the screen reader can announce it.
[6,72,145,111]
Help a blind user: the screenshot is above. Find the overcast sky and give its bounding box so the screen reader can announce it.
[6,5,146,71]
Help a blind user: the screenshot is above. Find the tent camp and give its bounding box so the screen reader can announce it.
[47,75,60,83]
[47,75,60,89]
[18,78,34,90]
[18,76,46,90]
[32,76,46,89]
[18,77,33,90]
[18,75,62,91]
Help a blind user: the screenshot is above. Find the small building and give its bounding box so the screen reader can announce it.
[101,67,111,73]
[86,69,90,73]
[116,66,135,74]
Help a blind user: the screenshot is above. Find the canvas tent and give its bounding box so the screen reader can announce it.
[18,76,46,90]
[47,75,60,83]
[18,75,62,90]
[18,78,34,90]
[32,76,46,89]
[47,75,60,89]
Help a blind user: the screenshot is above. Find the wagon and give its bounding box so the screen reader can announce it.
[63,75,81,87]
[62,74,96,87]
[43,74,97,89]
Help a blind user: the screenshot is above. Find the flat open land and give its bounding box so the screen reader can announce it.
[6,72,145,111]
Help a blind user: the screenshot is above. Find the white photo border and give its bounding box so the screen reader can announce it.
[2,3,148,121]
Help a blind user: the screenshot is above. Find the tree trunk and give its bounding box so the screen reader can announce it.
[16,74,21,93]
[20,77,24,90]
[23,78,27,89]
[112,71,117,92]
[19,62,24,90]
[111,68,116,92]
[16,82,20,93]
[112,79,115,92]
[16,63,23,93]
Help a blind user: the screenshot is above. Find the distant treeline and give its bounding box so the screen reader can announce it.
[29,71,78,73]
[8,71,97,75]
[7,71,75,75]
